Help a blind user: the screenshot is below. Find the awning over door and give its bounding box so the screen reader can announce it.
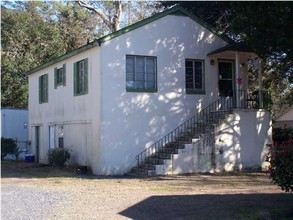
[207,42,255,56]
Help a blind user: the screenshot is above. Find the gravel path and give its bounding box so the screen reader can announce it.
[1,185,70,220]
[2,169,292,219]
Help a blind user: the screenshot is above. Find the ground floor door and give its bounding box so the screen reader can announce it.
[35,126,40,162]
[218,60,234,97]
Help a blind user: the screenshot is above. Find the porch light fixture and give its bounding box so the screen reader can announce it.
[210,59,215,65]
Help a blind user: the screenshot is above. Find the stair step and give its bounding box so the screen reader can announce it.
[130,98,230,177]
[128,167,154,177]
[159,147,178,154]
[145,157,165,165]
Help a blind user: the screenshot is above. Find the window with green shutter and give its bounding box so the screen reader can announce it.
[185,59,205,94]
[126,55,157,93]
[39,74,48,103]
[74,58,88,96]
[54,64,66,88]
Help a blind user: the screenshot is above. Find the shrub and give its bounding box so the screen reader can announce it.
[273,127,293,144]
[267,140,293,192]
[1,137,17,160]
[48,148,70,167]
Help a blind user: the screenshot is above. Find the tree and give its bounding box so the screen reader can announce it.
[230,2,293,78]
[76,0,122,33]
[76,1,162,34]
[52,1,101,53]
[1,1,162,108]
[230,2,293,113]
[1,1,99,107]
[1,1,65,108]
[160,2,233,37]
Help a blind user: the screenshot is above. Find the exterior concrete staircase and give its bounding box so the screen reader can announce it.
[127,97,233,177]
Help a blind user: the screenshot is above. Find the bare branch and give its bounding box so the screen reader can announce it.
[76,0,114,32]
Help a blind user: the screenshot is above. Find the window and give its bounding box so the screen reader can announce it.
[126,55,157,92]
[39,74,48,103]
[57,125,64,148]
[185,59,205,94]
[54,64,66,88]
[49,125,64,149]
[74,58,88,95]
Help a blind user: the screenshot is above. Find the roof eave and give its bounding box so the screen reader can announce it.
[27,6,233,75]
[26,41,99,75]
[207,42,256,56]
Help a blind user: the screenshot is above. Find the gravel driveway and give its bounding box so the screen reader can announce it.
[2,185,70,220]
[1,162,293,219]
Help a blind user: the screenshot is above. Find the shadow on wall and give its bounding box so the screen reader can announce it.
[119,194,293,220]
[100,19,221,174]
[216,110,271,172]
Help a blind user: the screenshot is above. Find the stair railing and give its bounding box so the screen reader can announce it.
[135,97,233,176]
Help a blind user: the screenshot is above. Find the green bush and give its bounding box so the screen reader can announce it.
[1,137,17,160]
[48,148,70,167]
[267,140,293,192]
[273,127,293,144]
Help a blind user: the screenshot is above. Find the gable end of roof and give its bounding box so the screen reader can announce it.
[27,6,232,75]
[97,6,233,45]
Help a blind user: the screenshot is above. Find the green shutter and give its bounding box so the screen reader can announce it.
[73,62,77,95]
[39,76,42,103]
[84,58,88,93]
[54,67,57,89]
[45,74,49,102]
[63,63,66,86]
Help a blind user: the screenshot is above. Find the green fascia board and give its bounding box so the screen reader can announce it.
[27,6,232,76]
[26,41,99,75]
[97,6,233,45]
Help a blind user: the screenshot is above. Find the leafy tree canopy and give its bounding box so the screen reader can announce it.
[1,1,161,108]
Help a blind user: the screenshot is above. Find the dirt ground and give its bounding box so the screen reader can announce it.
[1,161,293,220]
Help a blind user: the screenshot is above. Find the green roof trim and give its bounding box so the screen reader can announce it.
[27,6,233,75]
[27,41,99,75]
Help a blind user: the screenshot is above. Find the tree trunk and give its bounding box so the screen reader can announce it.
[76,0,122,33]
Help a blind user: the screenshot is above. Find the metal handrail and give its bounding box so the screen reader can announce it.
[233,90,271,109]
[134,90,270,176]
[135,97,233,176]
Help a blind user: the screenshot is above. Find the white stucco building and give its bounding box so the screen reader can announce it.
[27,7,272,175]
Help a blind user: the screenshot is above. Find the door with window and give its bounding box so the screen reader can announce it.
[218,60,234,97]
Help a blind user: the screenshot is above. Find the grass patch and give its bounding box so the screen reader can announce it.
[1,160,76,178]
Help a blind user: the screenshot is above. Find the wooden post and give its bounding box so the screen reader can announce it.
[235,52,240,108]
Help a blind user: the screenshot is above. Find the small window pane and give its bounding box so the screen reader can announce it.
[126,81,135,89]
[186,61,193,68]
